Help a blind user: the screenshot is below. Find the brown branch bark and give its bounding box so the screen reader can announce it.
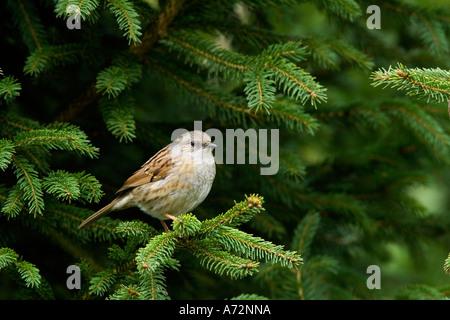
[129,0,186,58]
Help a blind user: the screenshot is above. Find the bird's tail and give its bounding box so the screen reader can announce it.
[78,198,119,229]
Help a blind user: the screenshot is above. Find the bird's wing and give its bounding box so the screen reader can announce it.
[115,145,174,194]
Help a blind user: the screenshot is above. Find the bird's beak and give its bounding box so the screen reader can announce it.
[207,142,217,149]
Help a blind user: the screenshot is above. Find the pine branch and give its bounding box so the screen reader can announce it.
[296,255,339,300]
[314,0,362,22]
[371,63,450,103]
[136,232,179,274]
[41,170,81,202]
[444,253,450,276]
[106,0,142,44]
[115,220,159,244]
[164,32,251,76]
[149,57,320,133]
[7,0,47,51]
[291,211,321,257]
[89,268,117,296]
[164,32,326,109]
[312,38,374,70]
[0,247,19,269]
[214,227,301,268]
[96,66,129,98]
[231,293,269,300]
[0,76,22,103]
[24,44,92,76]
[15,259,42,288]
[244,69,276,111]
[74,171,104,204]
[0,139,15,171]
[188,239,259,279]
[11,155,44,216]
[410,16,449,54]
[380,102,450,158]
[278,149,307,182]
[0,111,40,136]
[1,185,25,219]
[147,58,258,122]
[13,123,99,159]
[83,195,302,298]
[268,98,320,134]
[137,267,171,300]
[0,247,42,288]
[200,195,265,234]
[396,284,447,300]
[108,284,142,300]
[48,201,119,242]
[54,0,100,21]
[40,170,104,205]
[268,58,327,107]
[374,0,450,24]
[98,92,137,142]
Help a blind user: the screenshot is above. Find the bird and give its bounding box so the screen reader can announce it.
[78,130,216,232]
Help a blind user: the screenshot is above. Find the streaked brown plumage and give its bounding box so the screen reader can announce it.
[78,131,216,231]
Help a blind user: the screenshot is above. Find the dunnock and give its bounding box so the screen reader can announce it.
[78,130,216,231]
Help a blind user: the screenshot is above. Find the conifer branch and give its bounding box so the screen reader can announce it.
[0,76,22,103]
[7,0,47,51]
[315,0,362,22]
[165,34,251,72]
[115,220,158,243]
[215,227,301,267]
[371,63,450,103]
[444,253,450,276]
[291,211,321,257]
[0,247,42,288]
[150,59,320,132]
[0,139,15,171]
[54,0,100,20]
[188,239,259,279]
[40,170,104,204]
[13,124,99,159]
[148,60,258,119]
[24,44,90,76]
[268,99,319,134]
[163,32,326,109]
[374,0,450,23]
[380,103,450,153]
[83,195,302,297]
[0,111,39,134]
[136,232,179,274]
[1,185,25,218]
[11,155,44,216]
[106,0,142,44]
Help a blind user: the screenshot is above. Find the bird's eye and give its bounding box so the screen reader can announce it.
[191,142,195,147]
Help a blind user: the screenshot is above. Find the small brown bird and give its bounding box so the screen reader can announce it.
[78,130,216,232]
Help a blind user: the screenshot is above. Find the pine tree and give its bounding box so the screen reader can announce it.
[1,0,449,300]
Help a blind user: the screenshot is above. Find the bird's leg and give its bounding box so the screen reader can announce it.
[160,213,178,233]
[160,220,170,233]
[164,213,178,221]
